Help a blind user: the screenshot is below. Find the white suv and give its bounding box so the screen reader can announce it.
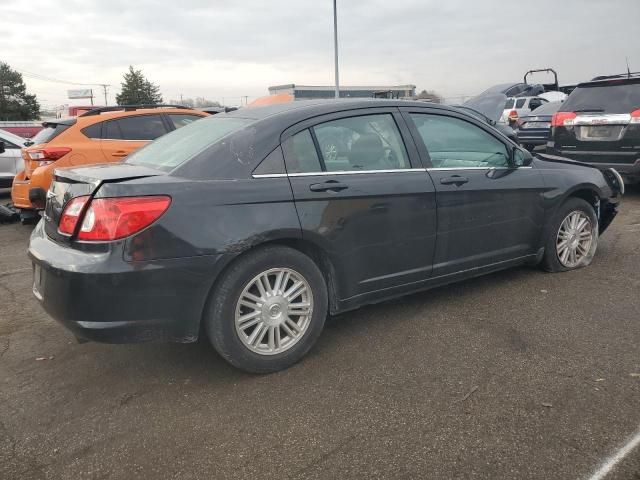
[500,96,549,125]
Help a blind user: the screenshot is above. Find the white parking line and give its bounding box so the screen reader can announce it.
[586,425,640,480]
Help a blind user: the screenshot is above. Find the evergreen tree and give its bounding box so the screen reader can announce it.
[0,62,40,120]
[115,66,163,105]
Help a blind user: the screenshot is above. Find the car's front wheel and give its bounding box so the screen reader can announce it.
[541,197,598,272]
[205,246,328,373]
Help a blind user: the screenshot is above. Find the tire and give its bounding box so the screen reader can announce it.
[204,245,328,373]
[541,197,598,273]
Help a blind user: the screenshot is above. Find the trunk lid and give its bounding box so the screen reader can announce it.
[43,164,163,242]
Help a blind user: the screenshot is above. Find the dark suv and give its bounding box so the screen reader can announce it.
[547,74,640,183]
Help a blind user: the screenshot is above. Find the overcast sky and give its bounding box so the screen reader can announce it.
[2,0,639,108]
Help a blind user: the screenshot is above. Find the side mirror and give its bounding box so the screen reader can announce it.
[0,141,4,154]
[513,148,533,167]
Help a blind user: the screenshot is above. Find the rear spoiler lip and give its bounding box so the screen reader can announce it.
[53,164,163,186]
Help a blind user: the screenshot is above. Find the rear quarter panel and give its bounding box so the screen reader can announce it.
[95,176,302,262]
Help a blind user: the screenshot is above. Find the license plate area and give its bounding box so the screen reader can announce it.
[578,125,624,141]
[522,121,550,129]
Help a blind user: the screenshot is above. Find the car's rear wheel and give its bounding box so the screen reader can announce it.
[541,197,598,272]
[205,246,327,373]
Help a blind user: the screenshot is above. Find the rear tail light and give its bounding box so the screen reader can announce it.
[58,196,90,235]
[551,111,577,127]
[508,110,518,121]
[58,196,171,241]
[631,109,640,124]
[28,147,72,165]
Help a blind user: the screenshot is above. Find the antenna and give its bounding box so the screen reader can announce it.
[626,57,632,77]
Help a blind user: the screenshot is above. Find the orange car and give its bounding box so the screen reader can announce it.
[12,105,208,216]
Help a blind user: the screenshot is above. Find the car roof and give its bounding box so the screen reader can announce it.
[224,99,462,125]
[81,107,201,120]
[578,75,640,88]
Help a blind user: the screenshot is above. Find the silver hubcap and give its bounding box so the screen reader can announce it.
[235,268,313,355]
[556,211,593,268]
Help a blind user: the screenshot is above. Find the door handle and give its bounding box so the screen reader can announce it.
[111,150,128,157]
[440,175,469,186]
[309,181,349,192]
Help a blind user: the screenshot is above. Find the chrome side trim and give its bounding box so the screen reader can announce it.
[427,166,532,171]
[573,114,631,126]
[252,166,533,178]
[252,168,427,178]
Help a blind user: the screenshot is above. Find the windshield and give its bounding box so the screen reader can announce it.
[126,116,251,171]
[561,80,640,113]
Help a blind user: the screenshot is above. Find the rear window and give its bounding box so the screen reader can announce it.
[561,80,640,114]
[504,99,515,109]
[30,122,72,145]
[125,116,251,172]
[528,101,562,115]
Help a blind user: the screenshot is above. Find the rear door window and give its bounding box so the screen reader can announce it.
[168,114,204,129]
[515,98,527,108]
[103,115,168,140]
[561,80,640,113]
[314,114,410,172]
[117,115,167,140]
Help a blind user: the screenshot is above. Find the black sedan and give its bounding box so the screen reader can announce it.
[29,100,623,373]
[517,101,562,151]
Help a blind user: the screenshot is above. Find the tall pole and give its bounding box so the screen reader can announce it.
[100,84,109,105]
[333,0,340,99]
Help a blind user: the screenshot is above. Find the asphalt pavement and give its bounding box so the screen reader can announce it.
[1,187,639,479]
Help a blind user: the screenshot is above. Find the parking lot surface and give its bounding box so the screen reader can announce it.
[1,187,639,480]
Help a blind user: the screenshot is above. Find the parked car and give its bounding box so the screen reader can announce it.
[0,129,27,188]
[458,93,519,143]
[11,105,208,221]
[517,101,563,151]
[547,74,640,183]
[29,100,623,373]
[500,96,549,125]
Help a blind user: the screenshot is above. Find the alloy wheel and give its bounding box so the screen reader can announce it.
[235,268,313,355]
[556,210,594,268]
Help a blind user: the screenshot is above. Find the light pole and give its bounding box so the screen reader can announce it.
[333,0,340,99]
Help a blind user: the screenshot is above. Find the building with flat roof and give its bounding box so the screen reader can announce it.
[268,84,416,100]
